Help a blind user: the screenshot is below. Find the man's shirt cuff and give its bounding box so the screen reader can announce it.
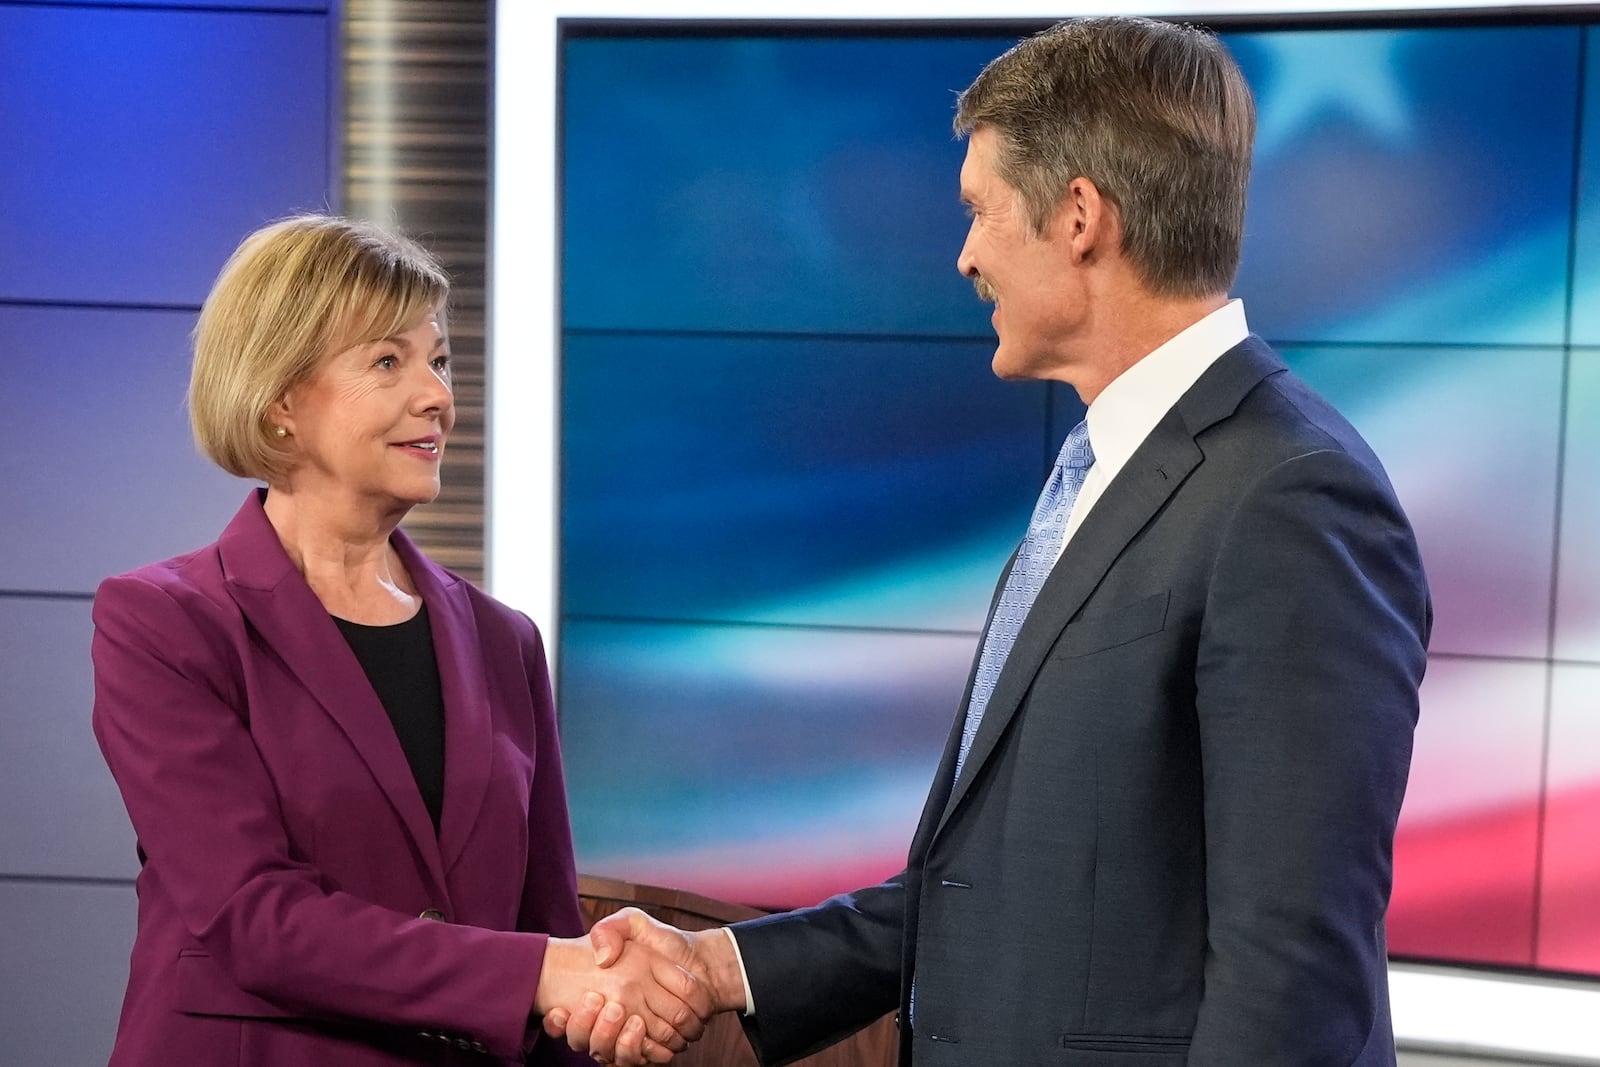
[723,927,755,1016]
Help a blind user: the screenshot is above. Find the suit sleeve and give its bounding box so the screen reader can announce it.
[91,572,548,1060]
[1189,448,1429,1064]
[728,875,905,1066]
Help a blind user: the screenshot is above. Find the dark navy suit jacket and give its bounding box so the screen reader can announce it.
[93,491,591,1066]
[732,339,1431,1066]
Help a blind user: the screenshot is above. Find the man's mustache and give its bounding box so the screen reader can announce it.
[974,275,997,304]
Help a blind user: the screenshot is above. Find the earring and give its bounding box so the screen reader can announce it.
[275,426,289,438]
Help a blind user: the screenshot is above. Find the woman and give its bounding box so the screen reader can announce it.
[91,216,704,1066]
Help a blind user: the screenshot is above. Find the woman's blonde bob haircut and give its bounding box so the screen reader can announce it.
[189,214,450,483]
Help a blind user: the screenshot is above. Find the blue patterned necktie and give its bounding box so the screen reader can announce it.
[954,420,1095,782]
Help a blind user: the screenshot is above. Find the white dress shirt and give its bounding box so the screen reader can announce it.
[1056,298,1249,562]
[724,299,1251,1017]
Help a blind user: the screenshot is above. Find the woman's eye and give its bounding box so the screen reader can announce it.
[431,354,451,373]
[375,353,399,369]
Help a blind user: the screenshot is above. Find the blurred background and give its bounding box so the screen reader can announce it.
[2,0,1597,1063]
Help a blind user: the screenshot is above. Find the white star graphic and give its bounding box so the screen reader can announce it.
[1246,30,1414,158]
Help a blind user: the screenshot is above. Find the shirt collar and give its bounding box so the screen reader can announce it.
[1082,298,1249,480]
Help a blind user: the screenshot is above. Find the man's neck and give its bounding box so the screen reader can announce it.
[1067,285,1229,406]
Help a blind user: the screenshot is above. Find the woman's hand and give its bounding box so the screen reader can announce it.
[542,910,747,1065]
[534,934,712,1065]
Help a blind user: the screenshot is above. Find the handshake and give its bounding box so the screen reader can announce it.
[534,908,745,1066]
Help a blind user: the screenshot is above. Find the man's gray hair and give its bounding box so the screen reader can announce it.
[955,16,1256,297]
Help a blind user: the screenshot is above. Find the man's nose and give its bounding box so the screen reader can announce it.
[956,223,981,278]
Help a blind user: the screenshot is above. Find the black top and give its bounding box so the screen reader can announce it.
[334,605,446,833]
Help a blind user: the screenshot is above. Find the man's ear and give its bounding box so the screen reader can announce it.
[1052,176,1117,265]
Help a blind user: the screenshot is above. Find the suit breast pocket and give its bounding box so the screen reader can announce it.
[1052,591,1170,659]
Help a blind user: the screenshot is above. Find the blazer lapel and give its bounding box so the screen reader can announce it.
[391,531,494,879]
[933,338,1285,838]
[217,492,451,903]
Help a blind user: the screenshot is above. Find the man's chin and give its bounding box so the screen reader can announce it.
[990,346,1036,382]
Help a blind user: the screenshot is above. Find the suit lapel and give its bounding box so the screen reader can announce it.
[935,418,1201,834]
[932,338,1286,839]
[218,492,451,903]
[391,531,494,879]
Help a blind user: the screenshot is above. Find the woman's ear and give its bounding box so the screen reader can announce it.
[269,392,296,440]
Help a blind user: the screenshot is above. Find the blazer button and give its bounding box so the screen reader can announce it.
[419,908,446,921]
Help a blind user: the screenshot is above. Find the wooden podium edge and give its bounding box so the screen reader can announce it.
[577,873,768,926]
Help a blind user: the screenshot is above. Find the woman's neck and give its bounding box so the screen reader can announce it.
[262,487,419,625]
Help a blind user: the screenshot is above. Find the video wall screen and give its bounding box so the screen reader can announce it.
[559,16,1600,977]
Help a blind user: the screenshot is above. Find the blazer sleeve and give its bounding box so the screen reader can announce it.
[91,571,549,1061]
[510,617,596,1067]
[1189,448,1429,1064]
[513,617,586,941]
[729,875,905,1066]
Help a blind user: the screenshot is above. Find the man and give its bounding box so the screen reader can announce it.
[554,16,1429,1066]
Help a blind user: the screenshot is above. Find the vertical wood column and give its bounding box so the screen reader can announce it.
[344,0,490,582]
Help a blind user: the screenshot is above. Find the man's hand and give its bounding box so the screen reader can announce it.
[543,909,747,1064]
[533,931,712,1066]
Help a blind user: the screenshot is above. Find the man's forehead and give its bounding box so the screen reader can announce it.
[957,136,982,183]
[958,133,1003,199]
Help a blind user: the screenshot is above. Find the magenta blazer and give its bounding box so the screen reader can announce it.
[92,491,591,1066]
